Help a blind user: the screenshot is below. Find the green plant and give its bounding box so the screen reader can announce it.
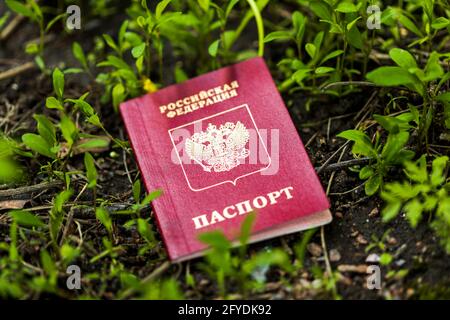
[198,213,293,298]
[0,12,10,30]
[20,68,116,179]
[265,0,377,101]
[366,48,450,146]
[5,0,67,70]
[381,1,450,50]
[337,114,415,195]
[121,180,163,255]
[381,155,450,252]
[0,137,24,183]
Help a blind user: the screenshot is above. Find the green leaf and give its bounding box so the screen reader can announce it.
[52,68,65,99]
[33,114,56,146]
[102,34,120,53]
[225,0,239,18]
[379,253,393,266]
[9,210,45,228]
[320,50,344,64]
[208,39,220,57]
[137,218,155,243]
[131,43,146,59]
[320,19,344,34]
[198,230,230,250]
[60,244,80,264]
[309,2,332,21]
[436,92,450,103]
[346,24,363,49]
[54,189,73,213]
[174,65,188,83]
[436,93,450,129]
[292,68,311,84]
[45,13,66,33]
[49,189,72,242]
[382,131,410,163]
[373,114,411,133]
[60,114,77,146]
[315,66,335,74]
[25,43,39,54]
[366,66,417,86]
[346,16,361,31]
[305,43,316,59]
[335,2,358,13]
[197,0,210,12]
[337,130,376,158]
[239,213,255,246]
[404,155,428,183]
[84,152,97,189]
[156,0,172,19]
[22,133,55,158]
[359,166,374,180]
[389,48,417,69]
[431,17,449,30]
[35,55,45,70]
[72,42,88,70]
[381,201,402,222]
[133,180,141,203]
[0,13,11,29]
[313,31,324,51]
[263,30,293,43]
[5,0,34,18]
[98,55,132,71]
[398,14,423,37]
[96,207,113,233]
[365,174,381,196]
[423,52,444,82]
[404,199,423,228]
[141,189,163,206]
[112,83,126,111]
[40,250,57,277]
[118,20,129,48]
[75,138,110,152]
[431,156,448,187]
[46,96,64,110]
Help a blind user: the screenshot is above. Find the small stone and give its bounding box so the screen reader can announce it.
[366,253,380,263]
[335,211,343,218]
[395,259,406,267]
[329,249,341,262]
[307,243,323,257]
[356,234,368,245]
[387,236,397,245]
[369,207,379,217]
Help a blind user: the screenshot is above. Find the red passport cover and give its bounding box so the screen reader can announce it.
[120,57,331,262]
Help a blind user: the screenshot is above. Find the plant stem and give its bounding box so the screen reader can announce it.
[246,0,265,57]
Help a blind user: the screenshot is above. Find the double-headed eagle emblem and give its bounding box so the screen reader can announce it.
[185,121,250,173]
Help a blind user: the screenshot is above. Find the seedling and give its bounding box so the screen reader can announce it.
[366,48,449,147]
[5,0,67,70]
[381,155,450,253]
[337,113,415,195]
[198,213,293,298]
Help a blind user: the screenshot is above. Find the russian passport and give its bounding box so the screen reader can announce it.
[120,57,332,262]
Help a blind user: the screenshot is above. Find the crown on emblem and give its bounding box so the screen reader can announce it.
[185,121,250,172]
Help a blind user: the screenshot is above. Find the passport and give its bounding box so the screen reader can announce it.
[120,57,332,262]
